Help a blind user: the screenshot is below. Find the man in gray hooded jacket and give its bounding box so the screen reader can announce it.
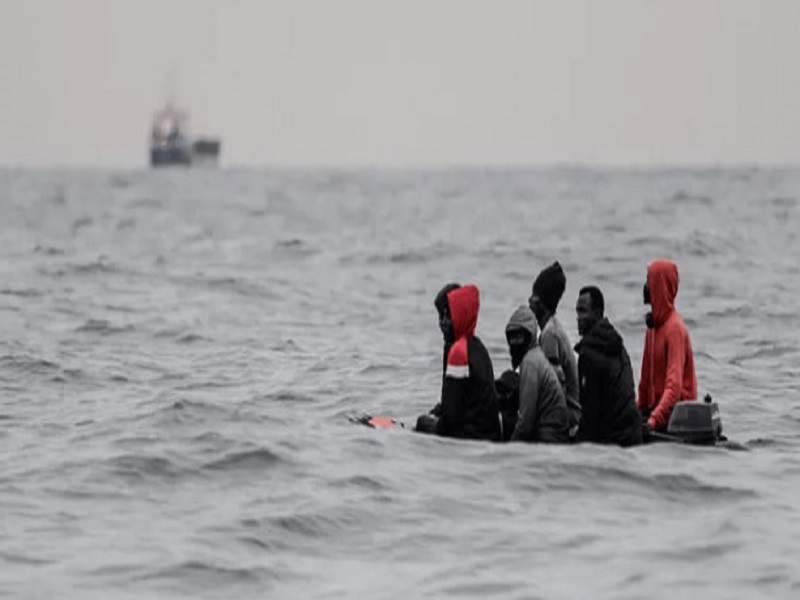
[506,305,571,443]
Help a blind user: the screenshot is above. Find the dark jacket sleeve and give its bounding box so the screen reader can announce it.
[577,354,595,442]
[437,375,468,437]
[579,345,642,446]
[611,347,643,446]
[578,351,605,442]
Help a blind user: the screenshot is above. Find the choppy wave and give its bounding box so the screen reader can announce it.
[0,353,61,377]
[1,287,43,298]
[134,560,279,590]
[38,258,131,278]
[71,216,93,233]
[106,453,190,483]
[668,189,714,206]
[32,244,65,256]
[273,238,319,258]
[203,447,285,472]
[75,319,136,336]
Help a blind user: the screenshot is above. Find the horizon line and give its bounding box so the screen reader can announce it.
[2,159,799,173]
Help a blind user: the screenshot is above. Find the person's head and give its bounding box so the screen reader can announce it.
[434,282,460,342]
[576,285,605,336]
[505,305,537,369]
[645,259,679,328]
[446,285,480,341]
[530,261,566,325]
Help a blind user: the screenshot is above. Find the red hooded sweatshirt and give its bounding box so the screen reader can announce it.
[637,259,697,430]
[436,285,499,440]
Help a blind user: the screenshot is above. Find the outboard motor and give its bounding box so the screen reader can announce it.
[666,394,724,444]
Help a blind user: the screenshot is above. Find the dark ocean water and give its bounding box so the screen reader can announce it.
[1,167,799,599]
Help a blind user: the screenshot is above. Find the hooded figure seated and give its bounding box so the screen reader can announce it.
[424,284,500,440]
[505,305,570,444]
[416,282,462,433]
[638,259,697,436]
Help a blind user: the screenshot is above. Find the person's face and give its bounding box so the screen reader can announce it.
[506,329,528,347]
[576,292,598,337]
[439,305,453,341]
[528,292,546,323]
[643,278,655,328]
[506,327,531,368]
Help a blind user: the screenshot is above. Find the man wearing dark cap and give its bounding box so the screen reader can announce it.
[529,261,581,438]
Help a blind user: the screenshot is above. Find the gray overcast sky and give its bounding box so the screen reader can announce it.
[2,0,799,168]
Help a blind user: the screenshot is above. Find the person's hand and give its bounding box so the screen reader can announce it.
[641,421,652,442]
[416,413,438,434]
[496,369,519,394]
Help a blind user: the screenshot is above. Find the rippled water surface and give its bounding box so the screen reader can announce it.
[2,167,800,599]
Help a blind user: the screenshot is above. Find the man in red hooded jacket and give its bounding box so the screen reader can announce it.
[637,259,697,433]
[435,284,500,440]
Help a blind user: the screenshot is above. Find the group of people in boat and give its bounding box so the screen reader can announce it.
[416,258,697,446]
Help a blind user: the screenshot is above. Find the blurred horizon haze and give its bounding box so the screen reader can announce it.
[2,0,800,169]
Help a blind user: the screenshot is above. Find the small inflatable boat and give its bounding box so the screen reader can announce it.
[353,395,741,449]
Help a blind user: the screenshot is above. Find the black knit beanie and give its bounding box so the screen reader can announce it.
[533,262,566,312]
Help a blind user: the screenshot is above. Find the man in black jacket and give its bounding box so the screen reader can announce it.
[416,282,461,433]
[434,284,499,440]
[574,286,642,447]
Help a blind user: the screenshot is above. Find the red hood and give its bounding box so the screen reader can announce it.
[447,285,479,339]
[648,259,679,327]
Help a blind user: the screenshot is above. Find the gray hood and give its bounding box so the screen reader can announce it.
[505,305,537,346]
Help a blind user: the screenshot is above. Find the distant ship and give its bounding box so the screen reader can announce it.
[149,101,221,168]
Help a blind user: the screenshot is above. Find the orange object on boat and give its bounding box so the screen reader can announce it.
[368,416,396,429]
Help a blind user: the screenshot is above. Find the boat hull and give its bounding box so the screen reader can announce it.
[150,145,192,167]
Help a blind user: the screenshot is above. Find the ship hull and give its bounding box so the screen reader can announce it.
[150,145,192,167]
